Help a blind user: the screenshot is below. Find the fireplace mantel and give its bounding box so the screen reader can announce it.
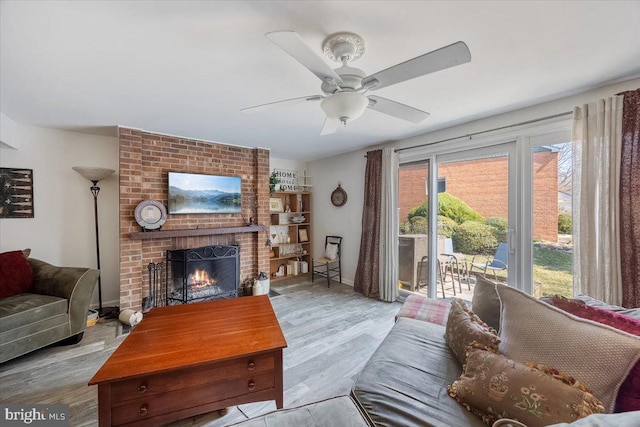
[130,224,267,240]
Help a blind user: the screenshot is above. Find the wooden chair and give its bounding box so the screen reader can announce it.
[312,236,342,287]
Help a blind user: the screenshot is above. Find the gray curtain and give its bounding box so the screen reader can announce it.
[620,88,640,308]
[354,149,382,298]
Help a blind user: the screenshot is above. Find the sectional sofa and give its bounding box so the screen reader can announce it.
[232,277,640,427]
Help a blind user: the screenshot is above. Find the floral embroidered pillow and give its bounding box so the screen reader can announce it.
[444,298,500,365]
[448,348,605,427]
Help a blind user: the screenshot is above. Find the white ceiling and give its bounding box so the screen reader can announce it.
[2,1,639,160]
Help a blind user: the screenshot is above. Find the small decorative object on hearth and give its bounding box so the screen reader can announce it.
[119,309,143,326]
[258,271,270,295]
[252,279,263,296]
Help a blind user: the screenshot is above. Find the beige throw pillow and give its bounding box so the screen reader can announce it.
[471,274,502,331]
[496,285,640,413]
[445,299,500,365]
[448,349,605,427]
[325,243,338,260]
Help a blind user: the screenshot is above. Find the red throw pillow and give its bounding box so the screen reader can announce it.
[0,250,33,298]
[547,296,640,413]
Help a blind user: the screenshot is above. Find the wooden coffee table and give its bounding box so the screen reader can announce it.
[89,295,287,426]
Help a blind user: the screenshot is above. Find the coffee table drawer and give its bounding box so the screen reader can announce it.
[111,371,275,426]
[110,353,274,403]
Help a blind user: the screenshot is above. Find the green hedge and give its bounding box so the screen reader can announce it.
[399,216,428,235]
[486,217,508,243]
[438,215,458,237]
[558,213,572,234]
[439,193,484,224]
[453,220,498,255]
[407,193,484,225]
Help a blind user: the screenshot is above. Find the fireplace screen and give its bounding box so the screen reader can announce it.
[166,245,239,304]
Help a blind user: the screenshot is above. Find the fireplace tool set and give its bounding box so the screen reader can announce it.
[143,262,164,312]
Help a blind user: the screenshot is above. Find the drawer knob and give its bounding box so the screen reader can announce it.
[137,384,147,393]
[248,380,256,391]
[247,360,256,371]
[139,405,148,416]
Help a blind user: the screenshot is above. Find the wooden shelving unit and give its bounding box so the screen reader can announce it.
[269,191,311,281]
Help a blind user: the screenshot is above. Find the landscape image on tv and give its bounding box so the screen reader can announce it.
[168,172,241,214]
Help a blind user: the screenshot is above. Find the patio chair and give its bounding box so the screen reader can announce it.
[469,242,508,281]
[440,237,471,292]
[416,255,456,298]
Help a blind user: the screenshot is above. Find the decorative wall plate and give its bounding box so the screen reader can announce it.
[134,199,167,230]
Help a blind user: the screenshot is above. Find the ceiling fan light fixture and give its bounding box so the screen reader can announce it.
[320,92,368,125]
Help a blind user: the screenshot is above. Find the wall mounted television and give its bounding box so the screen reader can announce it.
[168,172,241,214]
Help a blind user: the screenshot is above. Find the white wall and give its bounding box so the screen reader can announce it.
[0,113,19,149]
[270,156,308,176]
[308,78,640,285]
[0,124,119,308]
[308,150,366,286]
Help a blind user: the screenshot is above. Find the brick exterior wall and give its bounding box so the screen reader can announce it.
[532,151,559,242]
[119,128,270,311]
[398,151,559,242]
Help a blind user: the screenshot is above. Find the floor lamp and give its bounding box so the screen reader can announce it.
[73,166,116,318]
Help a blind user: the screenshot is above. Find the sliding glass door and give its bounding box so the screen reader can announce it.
[433,144,516,298]
[397,119,577,300]
[398,143,516,300]
[525,130,574,298]
[398,160,430,295]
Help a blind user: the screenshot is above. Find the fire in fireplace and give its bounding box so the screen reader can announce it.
[190,269,216,288]
[166,245,239,304]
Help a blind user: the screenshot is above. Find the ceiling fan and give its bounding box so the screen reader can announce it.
[242,31,471,135]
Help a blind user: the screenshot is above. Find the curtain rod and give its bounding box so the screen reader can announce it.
[363,111,573,157]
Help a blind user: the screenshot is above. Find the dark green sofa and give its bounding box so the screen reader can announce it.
[0,258,99,364]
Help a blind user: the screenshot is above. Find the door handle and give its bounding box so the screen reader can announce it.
[508,229,516,254]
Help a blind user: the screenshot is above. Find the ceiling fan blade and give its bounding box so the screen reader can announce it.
[362,41,471,91]
[320,117,339,135]
[368,96,430,124]
[241,95,323,113]
[266,31,343,85]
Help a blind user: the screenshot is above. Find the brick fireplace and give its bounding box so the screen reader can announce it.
[118,128,270,311]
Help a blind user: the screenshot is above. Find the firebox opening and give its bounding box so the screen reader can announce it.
[166,245,240,305]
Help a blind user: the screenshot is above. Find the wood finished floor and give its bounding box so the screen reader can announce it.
[0,278,401,426]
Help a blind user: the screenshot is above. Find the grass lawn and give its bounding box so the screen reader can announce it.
[532,246,573,298]
[463,246,573,298]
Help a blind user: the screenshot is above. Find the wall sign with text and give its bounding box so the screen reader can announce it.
[273,169,298,191]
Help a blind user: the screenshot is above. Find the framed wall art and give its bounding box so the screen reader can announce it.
[0,168,34,218]
[269,197,283,213]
